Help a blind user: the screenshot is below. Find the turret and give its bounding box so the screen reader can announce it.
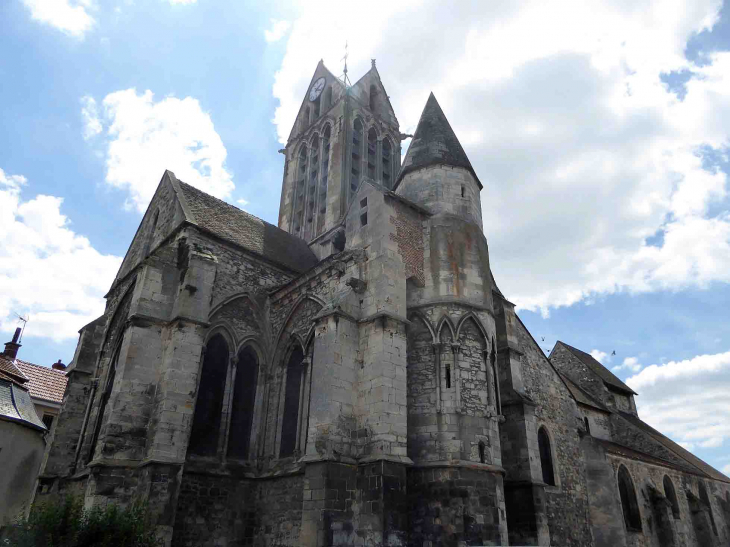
[394,93,483,229]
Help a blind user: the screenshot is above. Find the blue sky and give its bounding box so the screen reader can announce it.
[1,0,729,475]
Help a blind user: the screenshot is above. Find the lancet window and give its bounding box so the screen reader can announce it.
[227,346,259,460]
[280,344,305,458]
[618,465,642,531]
[351,119,363,196]
[293,145,307,234]
[382,138,392,189]
[538,426,556,486]
[367,128,377,180]
[316,125,331,235]
[188,334,229,457]
[663,475,680,519]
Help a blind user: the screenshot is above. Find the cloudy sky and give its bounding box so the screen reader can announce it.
[1,0,730,475]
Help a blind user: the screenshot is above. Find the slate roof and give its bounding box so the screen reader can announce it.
[395,93,481,189]
[560,374,608,411]
[0,354,28,384]
[0,378,46,431]
[172,176,319,274]
[559,342,637,395]
[618,411,730,483]
[15,361,68,405]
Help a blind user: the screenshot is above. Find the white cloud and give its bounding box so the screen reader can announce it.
[0,168,121,342]
[21,0,96,37]
[272,0,730,314]
[82,88,234,212]
[264,19,291,43]
[80,95,102,140]
[612,356,643,373]
[626,351,730,452]
[590,349,610,365]
[237,198,249,209]
[167,0,196,4]
[723,464,730,475]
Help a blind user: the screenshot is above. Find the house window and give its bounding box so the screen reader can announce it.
[360,212,368,227]
[280,345,304,458]
[227,346,258,460]
[538,426,556,486]
[663,476,680,519]
[188,335,229,457]
[618,465,642,531]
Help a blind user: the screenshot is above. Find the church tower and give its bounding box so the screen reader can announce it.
[277,60,401,259]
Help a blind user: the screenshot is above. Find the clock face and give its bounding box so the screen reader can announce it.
[309,77,326,101]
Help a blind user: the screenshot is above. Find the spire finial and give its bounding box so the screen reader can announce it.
[340,41,351,88]
[371,58,376,68]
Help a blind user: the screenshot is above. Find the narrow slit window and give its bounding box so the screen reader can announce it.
[461,185,465,198]
[351,119,363,194]
[360,197,367,208]
[584,417,591,435]
[382,138,392,189]
[360,212,368,227]
[478,441,486,464]
[445,364,451,388]
[538,426,556,486]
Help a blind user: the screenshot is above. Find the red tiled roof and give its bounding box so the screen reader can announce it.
[14,360,68,404]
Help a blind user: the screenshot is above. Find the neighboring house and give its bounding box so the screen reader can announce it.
[0,329,47,526]
[35,61,730,547]
[14,359,68,432]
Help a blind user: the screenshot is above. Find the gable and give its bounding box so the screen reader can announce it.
[287,62,345,144]
[113,171,187,285]
[349,66,398,127]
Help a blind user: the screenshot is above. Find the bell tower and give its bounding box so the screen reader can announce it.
[277,60,401,259]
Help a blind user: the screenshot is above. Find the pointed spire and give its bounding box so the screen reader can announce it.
[395,93,481,189]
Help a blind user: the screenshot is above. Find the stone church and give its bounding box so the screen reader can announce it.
[35,61,730,546]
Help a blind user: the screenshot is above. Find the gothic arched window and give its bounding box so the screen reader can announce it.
[351,119,363,195]
[304,134,319,239]
[538,426,556,486]
[317,126,330,234]
[698,481,718,535]
[382,138,392,189]
[663,475,680,519]
[293,145,307,234]
[188,334,229,457]
[227,346,258,460]
[490,341,500,414]
[280,344,304,458]
[367,128,377,180]
[618,465,642,531]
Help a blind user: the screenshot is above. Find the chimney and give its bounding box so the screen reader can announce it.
[52,359,67,371]
[3,328,22,360]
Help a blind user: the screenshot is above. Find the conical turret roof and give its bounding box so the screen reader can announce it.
[395,93,481,189]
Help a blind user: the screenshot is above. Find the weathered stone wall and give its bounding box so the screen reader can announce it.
[512,316,594,547]
[0,421,45,524]
[605,454,730,547]
[397,165,483,230]
[172,471,303,546]
[407,466,506,546]
[581,406,612,441]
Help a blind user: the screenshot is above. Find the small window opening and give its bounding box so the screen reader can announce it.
[584,417,591,435]
[618,465,642,531]
[42,414,54,430]
[538,426,556,486]
[478,441,486,464]
[360,212,368,227]
[445,364,451,388]
[360,197,367,208]
[461,185,465,198]
[663,476,680,520]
